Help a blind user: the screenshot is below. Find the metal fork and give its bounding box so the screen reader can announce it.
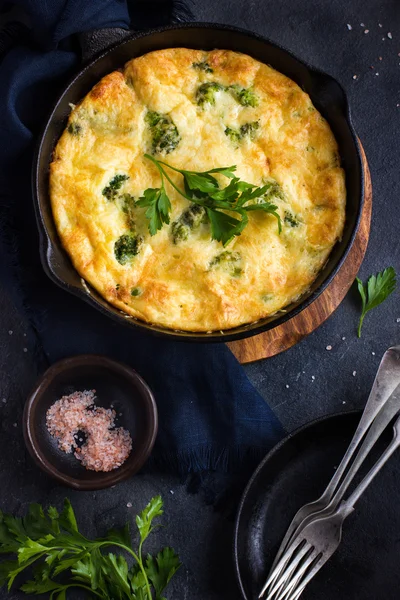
[265,380,400,599]
[260,412,400,600]
[267,346,400,575]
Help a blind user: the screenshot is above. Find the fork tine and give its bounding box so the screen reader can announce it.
[276,551,320,600]
[265,543,313,600]
[259,539,306,598]
[286,553,325,600]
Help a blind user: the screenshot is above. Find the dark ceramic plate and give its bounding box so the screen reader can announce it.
[234,412,400,600]
[33,23,363,342]
[23,355,158,490]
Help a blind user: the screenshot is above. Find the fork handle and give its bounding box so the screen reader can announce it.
[326,383,400,512]
[344,416,400,509]
[321,346,400,504]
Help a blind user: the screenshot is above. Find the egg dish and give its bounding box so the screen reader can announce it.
[50,48,346,331]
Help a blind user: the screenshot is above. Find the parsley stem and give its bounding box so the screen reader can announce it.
[98,542,152,599]
[144,153,192,203]
[357,314,364,338]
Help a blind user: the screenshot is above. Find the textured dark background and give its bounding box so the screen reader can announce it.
[0,0,400,598]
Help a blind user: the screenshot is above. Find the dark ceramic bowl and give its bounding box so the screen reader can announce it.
[23,355,158,490]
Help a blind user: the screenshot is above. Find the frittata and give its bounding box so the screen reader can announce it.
[50,48,346,331]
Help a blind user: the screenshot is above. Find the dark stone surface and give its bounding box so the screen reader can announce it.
[0,0,400,598]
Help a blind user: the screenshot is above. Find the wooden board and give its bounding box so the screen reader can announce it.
[228,142,372,364]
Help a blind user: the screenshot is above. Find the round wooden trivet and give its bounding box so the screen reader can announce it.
[228,142,372,364]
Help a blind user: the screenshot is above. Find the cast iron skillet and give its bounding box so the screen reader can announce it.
[33,23,364,342]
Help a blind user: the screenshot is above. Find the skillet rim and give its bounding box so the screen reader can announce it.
[32,22,364,343]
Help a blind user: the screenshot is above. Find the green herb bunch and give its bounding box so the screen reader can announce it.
[137,154,282,246]
[0,496,180,599]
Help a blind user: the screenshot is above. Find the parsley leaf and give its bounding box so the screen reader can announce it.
[0,497,179,600]
[356,267,397,337]
[143,154,283,245]
[136,188,171,236]
[146,548,181,599]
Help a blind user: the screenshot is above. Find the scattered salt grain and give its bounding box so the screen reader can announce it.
[360,23,365,27]
[388,32,392,39]
[2,398,6,404]
[286,384,290,389]
[347,24,352,30]
[376,72,379,76]
[127,502,132,508]
[23,348,27,353]
[396,318,400,323]
[379,56,383,60]
[353,371,357,376]
[379,23,383,28]
[46,390,132,472]
[342,336,346,341]
[170,490,174,495]
[352,75,358,80]
[364,29,369,34]
[372,351,376,356]
[13,423,17,428]
[23,333,27,337]
[382,37,385,41]
[8,330,12,335]
[311,375,315,381]
[326,345,332,351]
[342,401,347,405]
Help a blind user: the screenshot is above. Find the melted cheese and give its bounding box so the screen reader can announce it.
[50,49,346,331]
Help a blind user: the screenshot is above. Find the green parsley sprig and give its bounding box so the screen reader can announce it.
[0,496,180,599]
[356,267,397,337]
[138,154,282,246]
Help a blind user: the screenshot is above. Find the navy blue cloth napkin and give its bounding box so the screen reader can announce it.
[0,0,284,473]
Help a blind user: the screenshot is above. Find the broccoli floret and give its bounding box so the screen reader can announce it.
[102,174,129,201]
[192,61,213,73]
[145,111,180,155]
[240,121,260,138]
[284,210,301,227]
[67,122,82,135]
[209,251,242,277]
[196,82,224,107]
[171,204,207,244]
[121,193,136,230]
[225,121,259,145]
[260,179,285,203]
[229,85,259,107]
[131,287,142,297]
[114,234,143,265]
[224,127,242,145]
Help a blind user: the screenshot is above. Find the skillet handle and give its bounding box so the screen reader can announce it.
[78,28,133,64]
[78,0,195,64]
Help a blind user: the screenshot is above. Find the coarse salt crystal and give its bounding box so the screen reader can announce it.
[311,375,315,380]
[326,345,332,351]
[8,330,13,335]
[364,29,369,34]
[127,502,132,508]
[379,23,383,27]
[353,371,357,376]
[13,423,17,427]
[347,24,352,30]
[376,72,379,76]
[372,352,376,355]
[342,400,346,404]
[360,23,365,27]
[388,32,392,39]
[46,390,132,472]
[396,318,400,322]
[353,75,358,80]
[2,398,6,403]
[342,336,346,340]
[286,384,290,389]
[170,490,174,495]
[23,348,27,353]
